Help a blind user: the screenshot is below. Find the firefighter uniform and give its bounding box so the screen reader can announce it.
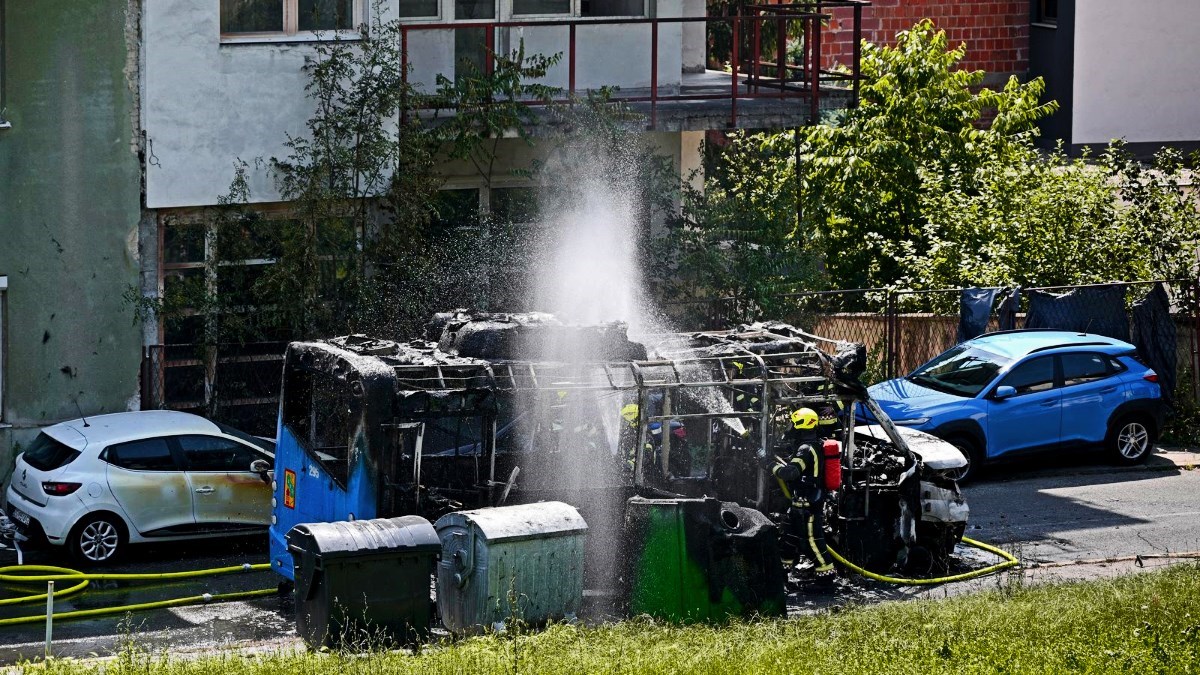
[764,409,834,577]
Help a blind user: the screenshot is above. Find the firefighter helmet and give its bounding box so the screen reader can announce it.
[790,407,819,430]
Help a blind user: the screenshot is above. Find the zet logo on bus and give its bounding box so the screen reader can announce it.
[283,469,296,509]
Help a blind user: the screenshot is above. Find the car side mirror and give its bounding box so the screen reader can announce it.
[993,385,1017,400]
[250,458,271,476]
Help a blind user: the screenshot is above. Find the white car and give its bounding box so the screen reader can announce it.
[4,411,274,564]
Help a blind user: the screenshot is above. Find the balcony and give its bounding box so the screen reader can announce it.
[399,1,868,131]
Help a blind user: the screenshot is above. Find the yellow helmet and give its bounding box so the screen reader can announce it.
[620,403,640,424]
[790,407,819,430]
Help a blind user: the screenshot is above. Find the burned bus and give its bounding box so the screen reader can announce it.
[267,313,969,585]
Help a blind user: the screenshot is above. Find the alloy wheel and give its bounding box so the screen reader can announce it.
[1117,421,1150,460]
[79,519,120,562]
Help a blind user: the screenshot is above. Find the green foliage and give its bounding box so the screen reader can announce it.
[801,20,1057,290]
[891,143,1200,290]
[659,132,821,322]
[676,19,1199,308]
[143,10,598,345]
[434,41,562,187]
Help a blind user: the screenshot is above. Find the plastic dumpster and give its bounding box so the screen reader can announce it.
[625,496,786,622]
[435,501,588,634]
[287,515,440,648]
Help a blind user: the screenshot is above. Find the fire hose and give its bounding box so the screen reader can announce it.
[0,564,277,626]
[826,536,1020,585]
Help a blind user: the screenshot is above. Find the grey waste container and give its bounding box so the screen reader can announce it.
[435,501,588,635]
[287,515,440,649]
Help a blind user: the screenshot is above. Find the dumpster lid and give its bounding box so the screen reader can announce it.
[287,515,440,559]
[435,501,587,543]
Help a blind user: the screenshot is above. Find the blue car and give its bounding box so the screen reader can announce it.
[864,330,1164,481]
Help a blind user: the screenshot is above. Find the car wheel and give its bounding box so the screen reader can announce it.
[69,514,126,565]
[945,436,986,484]
[1108,416,1154,465]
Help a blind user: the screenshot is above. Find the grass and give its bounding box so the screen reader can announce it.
[29,564,1200,674]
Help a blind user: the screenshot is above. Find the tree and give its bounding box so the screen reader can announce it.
[891,142,1200,291]
[800,19,1057,290]
[657,132,821,322]
[656,20,1058,318]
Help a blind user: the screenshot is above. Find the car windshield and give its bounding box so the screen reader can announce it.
[21,432,82,471]
[907,345,1012,398]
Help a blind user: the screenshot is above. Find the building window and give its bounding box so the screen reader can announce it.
[397,0,439,19]
[581,0,644,17]
[220,0,362,37]
[512,0,570,16]
[1034,0,1058,25]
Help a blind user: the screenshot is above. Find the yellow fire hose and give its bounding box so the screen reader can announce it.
[0,536,1016,627]
[0,564,277,626]
[827,536,1020,585]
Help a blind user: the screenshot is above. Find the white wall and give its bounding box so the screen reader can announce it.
[1072,0,1200,145]
[144,0,685,208]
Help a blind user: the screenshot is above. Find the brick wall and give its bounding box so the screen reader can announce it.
[822,0,1030,83]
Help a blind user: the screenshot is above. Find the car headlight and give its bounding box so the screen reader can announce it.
[892,417,930,426]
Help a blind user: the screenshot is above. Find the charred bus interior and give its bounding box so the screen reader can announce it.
[269,313,969,591]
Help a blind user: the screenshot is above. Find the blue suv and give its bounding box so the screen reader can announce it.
[863,330,1164,481]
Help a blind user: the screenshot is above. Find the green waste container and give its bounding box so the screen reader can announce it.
[435,501,588,635]
[287,515,440,648]
[625,497,786,622]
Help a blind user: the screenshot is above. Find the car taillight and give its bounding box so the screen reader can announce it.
[1144,370,1159,383]
[42,481,82,496]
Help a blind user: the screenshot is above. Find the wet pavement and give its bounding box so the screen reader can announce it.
[2,448,1199,663]
[0,533,297,663]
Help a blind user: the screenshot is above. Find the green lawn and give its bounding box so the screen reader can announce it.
[34,564,1200,674]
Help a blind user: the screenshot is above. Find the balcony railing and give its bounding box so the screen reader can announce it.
[399,0,868,129]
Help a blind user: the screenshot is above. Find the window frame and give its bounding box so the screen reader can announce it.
[102,437,184,472]
[175,434,270,472]
[1032,0,1058,27]
[219,0,367,44]
[993,355,1060,398]
[1060,351,1117,389]
[578,0,646,19]
[396,0,442,21]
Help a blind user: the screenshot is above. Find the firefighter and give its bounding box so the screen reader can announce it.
[760,407,835,582]
[620,402,641,473]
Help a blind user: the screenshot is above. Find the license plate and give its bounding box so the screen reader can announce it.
[9,508,30,526]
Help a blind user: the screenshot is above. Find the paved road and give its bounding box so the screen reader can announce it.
[0,535,294,663]
[2,449,1198,662]
[964,450,1200,564]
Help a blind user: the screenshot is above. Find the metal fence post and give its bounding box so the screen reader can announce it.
[1193,277,1200,405]
[45,580,54,659]
[885,291,896,380]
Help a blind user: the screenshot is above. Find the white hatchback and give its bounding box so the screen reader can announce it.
[4,410,274,564]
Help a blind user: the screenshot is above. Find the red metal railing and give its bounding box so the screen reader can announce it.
[398,1,867,128]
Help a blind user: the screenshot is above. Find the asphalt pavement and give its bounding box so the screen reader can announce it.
[2,447,1199,663]
[964,447,1200,564]
[0,534,294,663]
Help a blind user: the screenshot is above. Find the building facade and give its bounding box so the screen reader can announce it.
[1,0,861,476]
[0,0,144,480]
[1030,0,1200,156]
